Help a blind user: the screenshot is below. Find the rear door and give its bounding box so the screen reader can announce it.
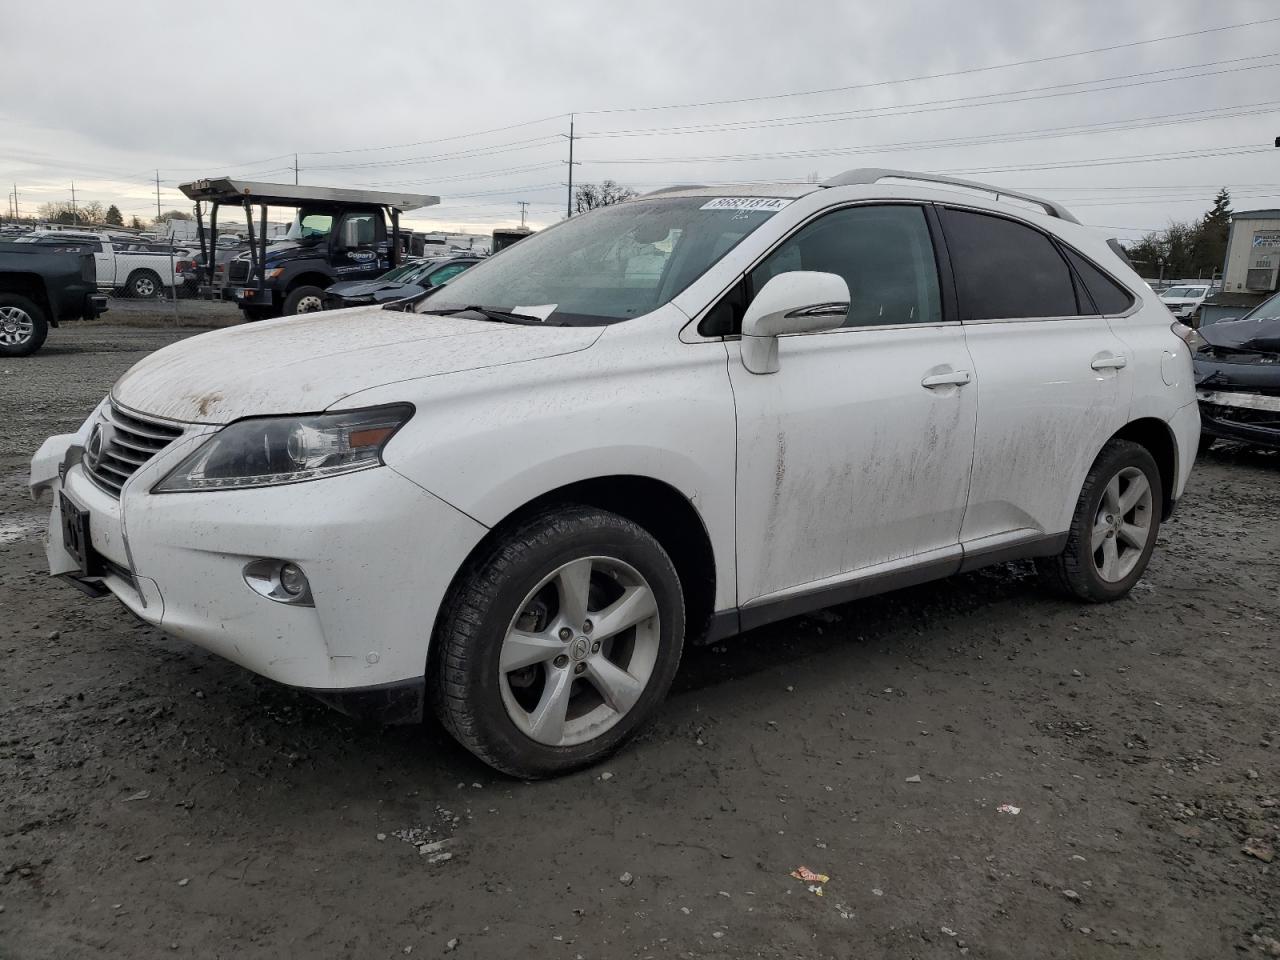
[729,203,977,610]
[938,206,1131,548]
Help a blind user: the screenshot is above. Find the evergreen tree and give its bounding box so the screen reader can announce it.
[104,204,124,226]
[1193,188,1232,277]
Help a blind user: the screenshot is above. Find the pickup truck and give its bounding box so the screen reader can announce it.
[18,231,178,298]
[0,241,108,356]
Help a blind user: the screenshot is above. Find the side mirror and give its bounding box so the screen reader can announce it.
[740,271,850,374]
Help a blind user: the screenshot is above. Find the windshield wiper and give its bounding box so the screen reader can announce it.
[423,305,551,324]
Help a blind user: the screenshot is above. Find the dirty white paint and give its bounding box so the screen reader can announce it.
[729,323,975,603]
[29,178,1199,704]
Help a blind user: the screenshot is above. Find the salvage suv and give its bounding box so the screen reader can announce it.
[30,169,1200,778]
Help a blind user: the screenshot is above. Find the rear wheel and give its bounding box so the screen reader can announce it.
[282,285,326,315]
[0,294,49,357]
[127,270,162,299]
[431,507,685,778]
[1037,440,1162,602]
[1197,434,1215,457]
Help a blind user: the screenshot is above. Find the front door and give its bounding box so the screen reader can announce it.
[332,210,388,281]
[728,204,977,609]
[936,206,1132,546]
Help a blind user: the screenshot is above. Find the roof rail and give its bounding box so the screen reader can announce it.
[821,168,1080,224]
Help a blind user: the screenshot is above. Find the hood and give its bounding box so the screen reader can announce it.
[327,279,423,301]
[1200,316,1280,355]
[112,307,603,424]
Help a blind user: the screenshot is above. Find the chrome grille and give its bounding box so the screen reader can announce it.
[84,402,185,497]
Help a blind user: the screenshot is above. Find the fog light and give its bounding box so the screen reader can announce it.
[243,558,314,606]
[279,562,307,596]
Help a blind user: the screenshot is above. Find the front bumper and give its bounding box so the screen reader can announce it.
[223,285,276,306]
[1198,389,1280,449]
[30,426,488,710]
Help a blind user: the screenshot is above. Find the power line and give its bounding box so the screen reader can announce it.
[585,54,1280,140]
[303,135,563,171]
[939,144,1276,176]
[577,15,1280,115]
[584,100,1280,167]
[301,113,570,157]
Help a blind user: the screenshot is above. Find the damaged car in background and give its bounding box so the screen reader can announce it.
[1194,289,1280,452]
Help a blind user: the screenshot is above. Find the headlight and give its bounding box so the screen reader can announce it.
[153,404,412,493]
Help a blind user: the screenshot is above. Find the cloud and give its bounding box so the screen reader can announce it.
[2,0,1279,235]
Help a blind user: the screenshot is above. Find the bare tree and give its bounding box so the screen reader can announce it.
[573,180,638,215]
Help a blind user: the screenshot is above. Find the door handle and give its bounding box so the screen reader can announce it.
[921,370,972,389]
[1091,355,1128,371]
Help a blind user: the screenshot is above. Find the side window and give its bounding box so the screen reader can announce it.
[941,208,1079,320]
[749,205,942,328]
[341,212,379,249]
[1062,248,1136,315]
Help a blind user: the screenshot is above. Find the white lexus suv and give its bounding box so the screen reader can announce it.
[30,169,1200,778]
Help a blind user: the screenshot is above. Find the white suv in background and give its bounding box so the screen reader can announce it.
[1159,282,1212,322]
[31,169,1200,778]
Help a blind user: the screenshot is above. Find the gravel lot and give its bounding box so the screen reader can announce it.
[2,316,1278,959]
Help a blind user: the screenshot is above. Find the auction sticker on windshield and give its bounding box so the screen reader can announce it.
[699,197,793,212]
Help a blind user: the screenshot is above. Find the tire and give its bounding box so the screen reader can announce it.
[431,506,685,779]
[240,305,279,323]
[127,270,162,299]
[282,285,326,316]
[0,294,49,357]
[1036,439,1163,603]
[1197,434,1214,458]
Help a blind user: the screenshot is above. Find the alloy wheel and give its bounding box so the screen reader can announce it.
[499,555,661,747]
[296,295,323,313]
[0,306,34,346]
[134,277,156,297]
[1092,466,1153,583]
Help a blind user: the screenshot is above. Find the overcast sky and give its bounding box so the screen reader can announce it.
[2,0,1278,237]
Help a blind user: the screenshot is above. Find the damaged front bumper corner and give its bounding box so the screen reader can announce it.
[30,431,89,578]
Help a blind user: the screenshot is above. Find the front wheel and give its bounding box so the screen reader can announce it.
[431,507,685,778]
[282,285,326,315]
[1037,439,1163,602]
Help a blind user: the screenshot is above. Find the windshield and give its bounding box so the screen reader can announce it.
[284,211,334,245]
[1242,289,1280,321]
[1162,286,1207,299]
[414,196,790,324]
[379,261,429,283]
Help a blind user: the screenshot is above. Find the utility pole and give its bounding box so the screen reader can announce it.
[518,201,529,228]
[563,113,580,219]
[70,182,77,225]
[11,184,16,221]
[294,153,299,185]
[155,170,163,223]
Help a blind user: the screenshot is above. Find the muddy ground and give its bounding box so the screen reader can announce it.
[2,314,1278,959]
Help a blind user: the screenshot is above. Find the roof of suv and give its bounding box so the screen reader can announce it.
[642,168,1080,225]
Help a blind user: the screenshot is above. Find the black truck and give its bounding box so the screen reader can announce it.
[178,179,438,321]
[0,241,107,356]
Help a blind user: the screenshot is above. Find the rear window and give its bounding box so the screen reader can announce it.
[941,208,1077,320]
[1063,249,1135,315]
